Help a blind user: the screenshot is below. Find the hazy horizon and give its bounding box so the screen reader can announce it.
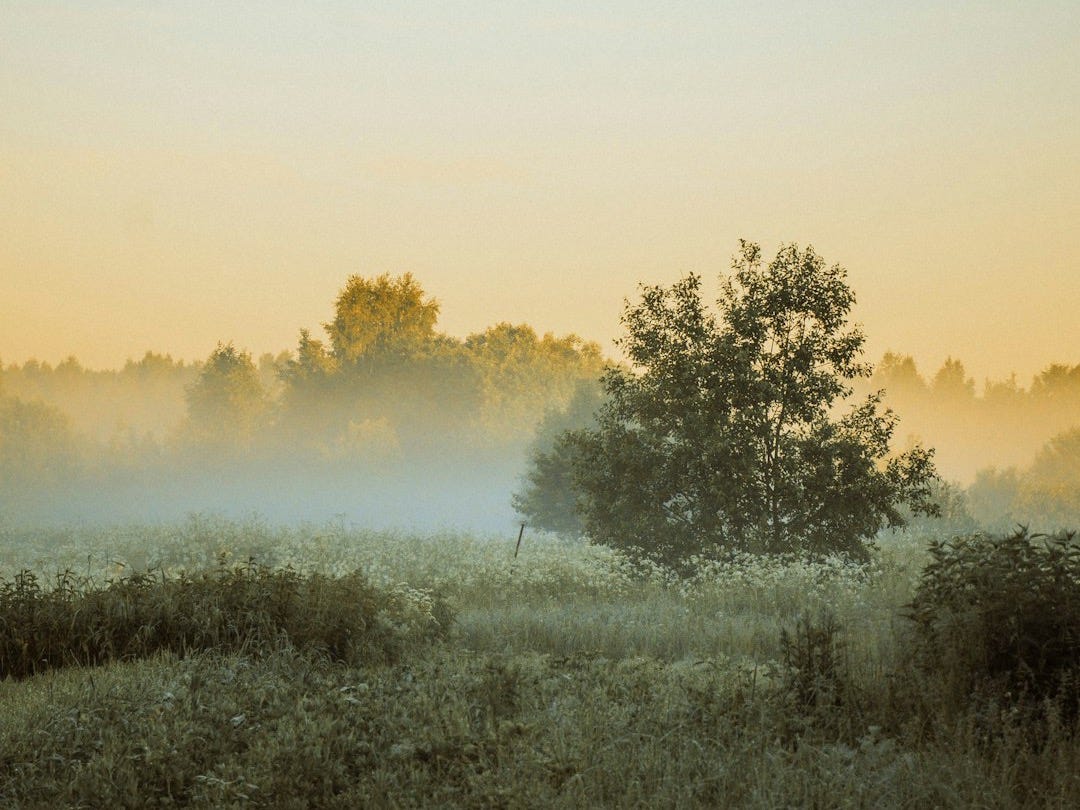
[2,277,1079,398]
[3,2,1079,385]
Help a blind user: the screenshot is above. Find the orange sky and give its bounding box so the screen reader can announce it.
[3,2,1079,385]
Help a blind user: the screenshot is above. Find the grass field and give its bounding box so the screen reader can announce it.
[1,516,1077,808]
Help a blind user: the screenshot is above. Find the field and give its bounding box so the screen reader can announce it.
[1,517,1078,808]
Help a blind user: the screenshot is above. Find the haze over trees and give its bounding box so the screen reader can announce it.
[967,427,1080,532]
[2,263,1080,534]
[0,273,603,527]
[864,354,1080,479]
[183,343,269,454]
[860,355,1080,531]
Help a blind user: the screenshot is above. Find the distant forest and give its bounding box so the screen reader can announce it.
[0,274,603,527]
[2,273,1079,531]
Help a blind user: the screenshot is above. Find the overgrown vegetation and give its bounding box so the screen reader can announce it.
[0,519,1078,807]
[3,252,1079,805]
[906,528,1080,723]
[0,560,447,679]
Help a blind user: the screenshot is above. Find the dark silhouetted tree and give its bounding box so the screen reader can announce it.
[546,241,938,563]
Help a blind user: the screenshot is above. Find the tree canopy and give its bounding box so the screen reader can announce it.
[519,241,938,562]
[325,273,440,364]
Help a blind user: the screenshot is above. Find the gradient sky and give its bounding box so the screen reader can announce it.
[2,1,1078,385]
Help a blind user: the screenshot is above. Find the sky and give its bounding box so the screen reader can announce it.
[2,1,1079,385]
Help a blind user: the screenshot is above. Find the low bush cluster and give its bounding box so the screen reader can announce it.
[0,560,449,679]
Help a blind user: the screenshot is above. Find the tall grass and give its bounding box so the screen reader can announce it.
[4,646,1079,808]
[1,518,1077,807]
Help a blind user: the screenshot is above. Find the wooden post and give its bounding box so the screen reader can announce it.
[514,522,526,559]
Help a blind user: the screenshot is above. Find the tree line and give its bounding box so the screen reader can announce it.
[0,273,602,523]
[863,353,1080,482]
[4,255,1080,550]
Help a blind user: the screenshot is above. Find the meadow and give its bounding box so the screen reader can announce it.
[1,516,1078,808]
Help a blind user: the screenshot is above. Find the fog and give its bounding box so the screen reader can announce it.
[2,274,1079,535]
[0,274,602,535]
[857,353,1080,485]
[24,456,524,535]
[854,354,1080,531]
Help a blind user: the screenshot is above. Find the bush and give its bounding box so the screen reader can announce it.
[905,528,1080,717]
[0,560,450,679]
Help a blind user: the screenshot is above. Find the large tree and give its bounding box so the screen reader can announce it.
[528,241,937,562]
[325,272,440,365]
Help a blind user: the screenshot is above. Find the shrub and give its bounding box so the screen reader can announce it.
[905,528,1080,717]
[0,560,449,679]
[777,612,861,740]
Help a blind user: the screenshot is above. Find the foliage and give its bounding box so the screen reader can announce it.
[0,518,671,608]
[968,428,1080,532]
[0,353,196,453]
[183,343,266,451]
[325,272,440,364]
[560,241,938,564]
[0,517,932,670]
[871,351,927,398]
[930,357,976,402]
[513,379,604,535]
[0,395,79,491]
[466,324,604,442]
[1029,363,1080,403]
[272,273,605,462]
[515,437,587,536]
[0,273,611,523]
[3,276,1079,523]
[778,612,861,741]
[896,477,978,536]
[277,328,338,396]
[6,650,1080,809]
[1016,428,1080,529]
[967,466,1023,530]
[860,353,1080,484]
[2,519,1079,807]
[906,528,1080,714]
[0,560,448,679]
